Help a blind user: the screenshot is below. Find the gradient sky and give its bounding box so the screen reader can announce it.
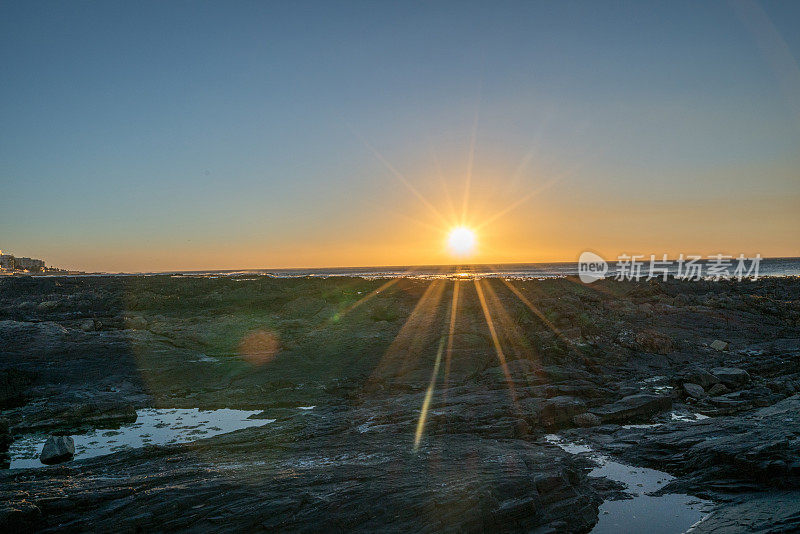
[2,0,799,272]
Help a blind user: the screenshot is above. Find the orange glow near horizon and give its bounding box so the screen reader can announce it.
[20,134,800,273]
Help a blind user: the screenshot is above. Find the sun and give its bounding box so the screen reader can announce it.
[447,227,476,256]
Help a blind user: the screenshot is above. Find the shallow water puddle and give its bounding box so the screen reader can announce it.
[545,435,712,534]
[622,411,709,429]
[9,408,273,469]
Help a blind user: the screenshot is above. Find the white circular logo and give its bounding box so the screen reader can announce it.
[578,251,608,284]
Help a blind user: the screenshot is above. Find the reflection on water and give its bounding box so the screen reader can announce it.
[9,408,274,469]
[545,435,712,534]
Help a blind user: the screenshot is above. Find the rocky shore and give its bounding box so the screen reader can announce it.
[0,274,798,532]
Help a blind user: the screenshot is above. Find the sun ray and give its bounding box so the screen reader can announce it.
[413,336,446,451]
[507,111,553,191]
[474,173,563,231]
[478,277,538,364]
[460,91,481,225]
[351,129,451,228]
[312,272,421,334]
[338,277,402,318]
[393,209,448,234]
[427,137,459,226]
[499,277,574,348]
[369,279,448,383]
[442,280,461,400]
[562,274,618,299]
[499,275,604,373]
[474,278,517,405]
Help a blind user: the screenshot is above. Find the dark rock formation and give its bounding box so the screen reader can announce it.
[0,369,32,409]
[683,382,706,399]
[591,394,673,423]
[0,275,798,531]
[39,436,75,465]
[711,367,751,389]
[575,395,800,492]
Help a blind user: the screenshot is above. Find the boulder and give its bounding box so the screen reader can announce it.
[711,367,750,389]
[591,394,672,423]
[710,340,728,351]
[40,436,75,465]
[707,383,729,396]
[683,382,706,399]
[681,368,720,389]
[539,396,586,428]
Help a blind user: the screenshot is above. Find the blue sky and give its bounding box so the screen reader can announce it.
[1,1,798,271]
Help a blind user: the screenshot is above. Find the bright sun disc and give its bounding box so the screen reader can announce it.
[448,227,476,256]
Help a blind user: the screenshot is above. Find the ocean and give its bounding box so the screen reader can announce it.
[158,257,800,280]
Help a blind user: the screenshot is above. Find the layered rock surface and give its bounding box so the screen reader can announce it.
[0,275,798,531]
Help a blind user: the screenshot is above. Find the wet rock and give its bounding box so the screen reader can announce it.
[682,382,706,399]
[711,367,750,389]
[0,274,798,531]
[586,395,800,490]
[2,425,605,533]
[591,394,672,423]
[707,383,729,396]
[79,319,96,331]
[692,492,800,534]
[40,435,75,464]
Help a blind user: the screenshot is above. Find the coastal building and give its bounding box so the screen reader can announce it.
[0,250,47,272]
[0,252,15,270]
[15,257,45,272]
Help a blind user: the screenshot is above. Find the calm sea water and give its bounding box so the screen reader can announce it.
[158,257,800,279]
